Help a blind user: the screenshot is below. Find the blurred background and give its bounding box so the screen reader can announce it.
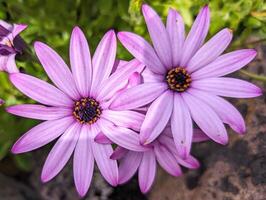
[0,0,265,199]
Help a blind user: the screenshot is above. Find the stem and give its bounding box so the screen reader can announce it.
[240,70,266,82]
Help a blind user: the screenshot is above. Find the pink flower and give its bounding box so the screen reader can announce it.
[7,26,145,197]
[114,4,262,158]
[109,127,204,193]
[0,20,27,73]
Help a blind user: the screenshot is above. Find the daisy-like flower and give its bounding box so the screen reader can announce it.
[109,127,203,193]
[7,26,146,197]
[113,4,262,158]
[0,20,27,73]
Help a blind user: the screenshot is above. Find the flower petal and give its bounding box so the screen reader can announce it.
[189,89,246,134]
[187,28,233,72]
[98,119,148,152]
[158,135,200,169]
[110,82,167,110]
[11,117,74,154]
[94,132,112,144]
[154,143,182,177]
[110,146,128,160]
[180,6,210,66]
[6,104,71,120]
[34,42,80,99]
[74,125,94,197]
[166,8,185,66]
[92,142,118,186]
[119,151,142,184]
[41,123,80,182]
[12,24,27,37]
[91,30,116,95]
[102,109,144,131]
[182,92,228,145]
[192,129,210,142]
[6,54,19,73]
[9,73,73,107]
[140,91,173,144]
[138,150,156,193]
[97,59,145,101]
[117,31,165,74]
[70,26,92,97]
[142,4,172,68]
[192,49,257,79]
[142,68,164,83]
[171,94,193,158]
[192,77,262,98]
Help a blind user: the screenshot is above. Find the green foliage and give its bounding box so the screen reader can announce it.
[0,0,265,170]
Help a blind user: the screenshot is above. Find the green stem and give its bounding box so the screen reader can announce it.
[240,70,266,82]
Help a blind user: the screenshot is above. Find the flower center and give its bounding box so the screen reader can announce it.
[166,67,191,92]
[73,98,102,124]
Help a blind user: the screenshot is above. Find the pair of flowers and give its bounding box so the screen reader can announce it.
[1,4,262,197]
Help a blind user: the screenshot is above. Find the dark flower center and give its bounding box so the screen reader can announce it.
[166,67,191,92]
[73,98,102,124]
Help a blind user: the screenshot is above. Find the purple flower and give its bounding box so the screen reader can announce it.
[113,4,262,158]
[110,127,202,193]
[7,26,145,197]
[0,20,27,73]
[0,98,4,105]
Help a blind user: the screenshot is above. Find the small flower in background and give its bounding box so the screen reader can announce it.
[115,4,262,159]
[0,20,27,73]
[7,26,145,197]
[0,98,4,105]
[109,127,207,193]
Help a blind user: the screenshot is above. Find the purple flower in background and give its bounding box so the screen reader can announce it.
[0,20,27,73]
[114,4,262,158]
[0,98,4,105]
[7,26,145,197]
[110,127,203,193]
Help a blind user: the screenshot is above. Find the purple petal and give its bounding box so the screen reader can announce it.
[6,104,71,120]
[90,30,116,95]
[117,31,165,74]
[97,59,145,101]
[138,150,156,193]
[142,4,172,68]
[142,68,164,83]
[140,91,173,144]
[110,82,167,110]
[166,8,185,67]
[180,6,210,66]
[41,123,80,182]
[12,24,27,37]
[154,143,182,177]
[102,109,144,131]
[34,42,80,100]
[0,98,4,105]
[70,26,92,97]
[110,146,128,160]
[74,125,94,197]
[12,117,74,154]
[92,142,118,186]
[98,119,148,152]
[171,94,193,158]
[189,89,246,134]
[6,54,19,73]
[192,77,262,98]
[119,151,142,184]
[128,72,142,87]
[182,92,228,145]
[94,132,112,144]
[9,73,73,107]
[192,129,210,142]
[187,28,233,72]
[192,49,257,79]
[158,135,200,169]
